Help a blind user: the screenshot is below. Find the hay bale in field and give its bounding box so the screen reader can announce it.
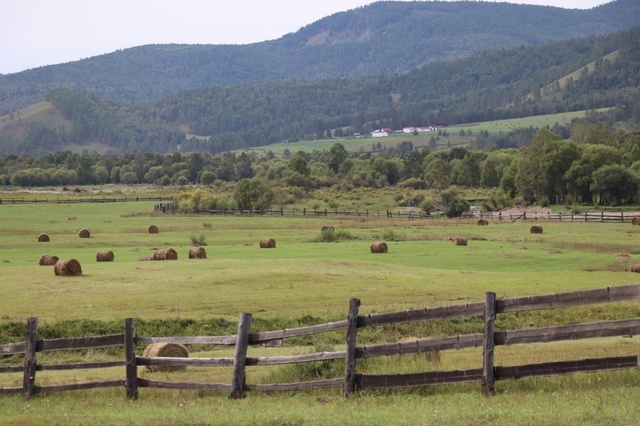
[629,263,640,273]
[321,225,335,232]
[530,225,543,234]
[54,259,82,276]
[153,248,178,260]
[632,218,640,225]
[138,256,154,262]
[78,228,90,238]
[96,250,115,262]
[142,343,189,372]
[39,254,59,266]
[370,241,388,253]
[188,247,207,259]
[477,219,489,226]
[259,238,276,248]
[451,237,468,246]
[37,233,50,242]
[148,225,159,234]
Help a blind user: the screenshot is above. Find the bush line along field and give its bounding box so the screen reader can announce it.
[1,200,639,425]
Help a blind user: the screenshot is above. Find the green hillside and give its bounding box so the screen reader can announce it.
[0,0,638,114]
[1,25,638,156]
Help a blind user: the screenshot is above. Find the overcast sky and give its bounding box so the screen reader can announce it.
[0,0,611,75]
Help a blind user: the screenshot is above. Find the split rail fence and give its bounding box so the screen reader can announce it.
[471,210,640,223]
[0,196,172,205]
[1,284,639,400]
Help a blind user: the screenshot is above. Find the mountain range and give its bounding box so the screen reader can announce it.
[0,0,639,156]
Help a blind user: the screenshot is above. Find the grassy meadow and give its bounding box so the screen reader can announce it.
[1,198,639,425]
[244,109,608,156]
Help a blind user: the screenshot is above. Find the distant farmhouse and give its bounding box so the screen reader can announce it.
[402,126,438,133]
[371,128,391,137]
[371,126,438,137]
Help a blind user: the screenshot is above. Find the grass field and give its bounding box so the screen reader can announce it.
[244,109,609,156]
[1,199,639,425]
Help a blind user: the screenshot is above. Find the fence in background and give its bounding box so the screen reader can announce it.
[0,196,172,204]
[1,284,640,400]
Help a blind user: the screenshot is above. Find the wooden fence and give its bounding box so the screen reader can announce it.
[1,284,639,400]
[162,204,640,223]
[0,196,172,205]
[470,210,640,223]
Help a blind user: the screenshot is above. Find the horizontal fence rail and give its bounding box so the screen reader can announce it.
[0,196,172,205]
[1,284,639,400]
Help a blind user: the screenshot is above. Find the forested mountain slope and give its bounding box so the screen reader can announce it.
[0,0,638,113]
[1,25,638,156]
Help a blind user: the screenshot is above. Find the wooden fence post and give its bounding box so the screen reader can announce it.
[124,318,138,400]
[230,313,252,399]
[344,298,361,398]
[482,292,496,396]
[22,317,38,400]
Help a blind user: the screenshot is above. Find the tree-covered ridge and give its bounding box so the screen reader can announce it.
[0,0,638,113]
[1,26,638,156]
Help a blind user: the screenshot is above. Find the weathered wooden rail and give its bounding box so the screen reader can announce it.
[0,196,172,205]
[1,284,639,400]
[471,210,640,223]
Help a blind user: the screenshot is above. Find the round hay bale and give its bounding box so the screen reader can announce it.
[39,254,59,266]
[632,218,640,225]
[37,233,50,242]
[142,343,189,372]
[629,263,640,273]
[138,256,154,262]
[188,247,207,259]
[96,250,115,262]
[153,248,178,260]
[477,219,489,226]
[148,225,159,234]
[451,237,468,246]
[530,225,543,234]
[78,228,91,238]
[321,225,335,232]
[54,259,82,276]
[259,238,276,248]
[371,241,388,253]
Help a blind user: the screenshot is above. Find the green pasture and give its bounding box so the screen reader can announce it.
[1,201,640,322]
[245,109,609,155]
[1,200,639,424]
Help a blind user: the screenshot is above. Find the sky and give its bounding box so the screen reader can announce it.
[0,0,611,75]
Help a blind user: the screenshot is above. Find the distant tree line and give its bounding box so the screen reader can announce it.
[3,122,640,213]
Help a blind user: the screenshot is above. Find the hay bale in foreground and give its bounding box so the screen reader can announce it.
[371,241,388,253]
[153,248,178,260]
[188,247,207,259]
[54,259,82,276]
[632,218,640,225]
[477,219,489,226]
[39,254,59,266]
[96,250,115,262]
[321,225,335,232]
[148,225,159,234]
[451,237,468,246]
[259,238,276,248]
[78,228,91,238]
[530,225,543,234]
[629,263,640,273]
[142,343,189,372]
[37,233,50,242]
[138,256,154,262]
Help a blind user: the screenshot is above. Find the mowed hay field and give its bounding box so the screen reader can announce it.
[1,201,640,425]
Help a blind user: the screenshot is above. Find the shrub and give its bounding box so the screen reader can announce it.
[420,198,435,215]
[189,233,207,246]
